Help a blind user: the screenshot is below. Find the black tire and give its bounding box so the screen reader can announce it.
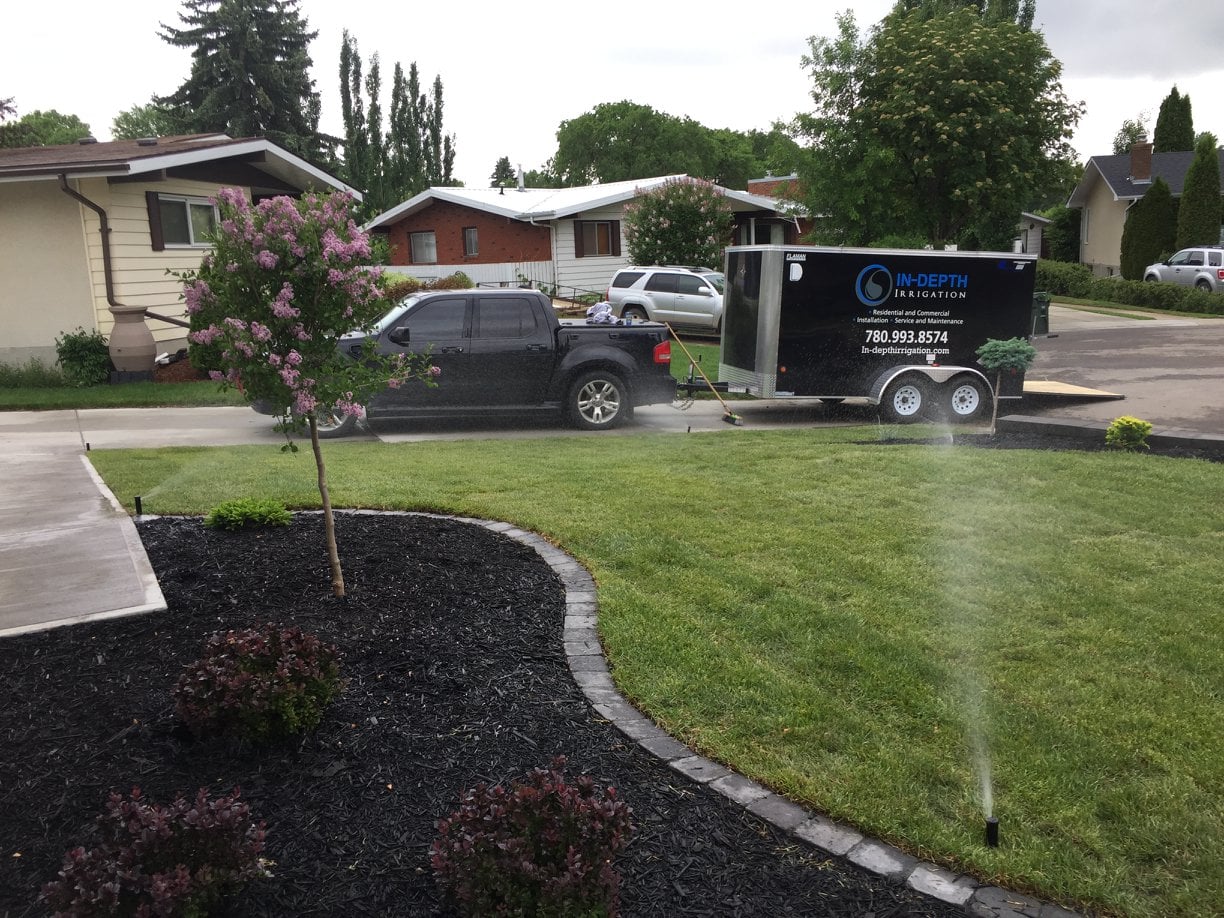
[880,376,930,423]
[622,306,649,322]
[944,375,990,423]
[567,370,630,430]
[1144,274,1160,283]
[1196,279,1212,292]
[313,407,360,439]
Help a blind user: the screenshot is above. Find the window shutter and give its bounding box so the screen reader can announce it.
[146,192,165,251]
[574,220,585,258]
[611,220,621,257]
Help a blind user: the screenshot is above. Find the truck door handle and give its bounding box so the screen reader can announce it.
[526,344,547,352]
[439,346,464,354]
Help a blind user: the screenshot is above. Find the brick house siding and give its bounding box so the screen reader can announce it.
[384,200,550,267]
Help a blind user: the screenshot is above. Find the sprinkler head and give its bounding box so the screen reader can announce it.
[985,816,1000,848]
[135,496,143,517]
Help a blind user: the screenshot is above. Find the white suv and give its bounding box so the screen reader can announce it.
[1143,246,1224,293]
[605,266,725,331]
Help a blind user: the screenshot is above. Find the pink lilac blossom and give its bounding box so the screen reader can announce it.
[255,250,279,270]
[271,283,299,319]
[249,322,272,343]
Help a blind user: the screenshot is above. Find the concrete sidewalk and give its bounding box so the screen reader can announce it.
[0,417,164,638]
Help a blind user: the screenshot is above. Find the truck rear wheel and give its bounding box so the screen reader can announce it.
[567,370,630,430]
[880,376,930,423]
[944,375,990,423]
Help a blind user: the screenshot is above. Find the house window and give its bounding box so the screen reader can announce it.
[410,231,438,264]
[573,219,621,257]
[463,227,478,256]
[146,192,217,250]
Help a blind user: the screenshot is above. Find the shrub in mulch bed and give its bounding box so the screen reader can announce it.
[173,623,342,743]
[40,786,266,917]
[0,513,966,917]
[431,756,633,917]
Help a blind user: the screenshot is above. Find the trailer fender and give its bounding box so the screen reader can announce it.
[868,365,992,404]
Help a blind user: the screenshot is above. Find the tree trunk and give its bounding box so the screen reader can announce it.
[309,415,345,597]
[990,371,1002,436]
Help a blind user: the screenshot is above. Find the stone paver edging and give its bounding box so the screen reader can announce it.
[458,515,1084,918]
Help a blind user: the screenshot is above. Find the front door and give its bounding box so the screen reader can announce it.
[374,295,471,409]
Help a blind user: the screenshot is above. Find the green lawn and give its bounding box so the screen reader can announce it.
[88,429,1224,917]
[0,381,244,410]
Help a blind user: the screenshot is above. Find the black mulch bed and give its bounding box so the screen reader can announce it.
[0,512,968,917]
[879,430,1223,463]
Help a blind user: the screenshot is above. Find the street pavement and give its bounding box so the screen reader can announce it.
[1,304,1221,636]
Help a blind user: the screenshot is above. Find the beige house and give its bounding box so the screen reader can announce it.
[0,134,356,368]
[1068,142,1224,277]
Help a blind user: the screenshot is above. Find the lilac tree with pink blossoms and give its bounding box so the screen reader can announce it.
[178,187,436,597]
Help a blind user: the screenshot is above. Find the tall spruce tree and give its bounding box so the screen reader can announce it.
[1153,86,1194,153]
[159,0,322,160]
[1120,178,1177,279]
[490,157,516,187]
[1175,133,1222,249]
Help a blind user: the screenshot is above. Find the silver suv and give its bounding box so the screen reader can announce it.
[605,266,725,331]
[1143,246,1224,293]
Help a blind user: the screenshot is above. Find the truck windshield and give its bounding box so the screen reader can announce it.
[371,295,422,334]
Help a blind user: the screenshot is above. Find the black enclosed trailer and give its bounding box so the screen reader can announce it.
[719,245,1037,423]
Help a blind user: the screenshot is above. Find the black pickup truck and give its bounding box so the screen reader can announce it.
[270,288,677,437]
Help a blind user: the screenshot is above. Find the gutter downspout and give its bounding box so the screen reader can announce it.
[59,174,157,373]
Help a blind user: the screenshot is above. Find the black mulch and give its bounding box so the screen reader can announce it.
[0,512,969,917]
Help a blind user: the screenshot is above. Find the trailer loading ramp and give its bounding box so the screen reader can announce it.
[1022,380,1123,400]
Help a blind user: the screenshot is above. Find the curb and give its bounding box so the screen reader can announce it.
[464,514,1086,918]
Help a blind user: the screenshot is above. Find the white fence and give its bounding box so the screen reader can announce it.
[382,261,555,289]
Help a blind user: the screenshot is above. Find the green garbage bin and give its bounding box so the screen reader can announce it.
[1031,291,1050,336]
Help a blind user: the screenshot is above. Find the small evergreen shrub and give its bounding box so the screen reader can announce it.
[55,327,112,387]
[40,787,266,917]
[431,756,633,917]
[203,498,293,531]
[1106,415,1153,451]
[174,624,341,742]
[432,271,475,290]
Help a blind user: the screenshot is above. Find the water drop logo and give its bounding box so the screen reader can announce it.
[856,264,893,307]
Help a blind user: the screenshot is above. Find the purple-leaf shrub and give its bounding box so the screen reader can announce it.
[40,787,266,917]
[174,623,341,742]
[431,756,633,917]
[178,188,437,437]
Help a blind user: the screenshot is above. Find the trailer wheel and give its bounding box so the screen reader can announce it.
[567,370,630,430]
[880,376,930,423]
[945,375,990,423]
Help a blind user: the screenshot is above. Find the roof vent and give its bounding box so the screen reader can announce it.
[77,136,98,145]
[137,137,158,147]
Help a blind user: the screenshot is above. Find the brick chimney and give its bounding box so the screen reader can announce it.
[1130,141,1153,183]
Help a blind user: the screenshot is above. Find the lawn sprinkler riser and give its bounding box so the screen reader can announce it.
[985,816,1000,847]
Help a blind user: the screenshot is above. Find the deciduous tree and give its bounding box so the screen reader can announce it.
[794,7,1080,249]
[622,178,733,269]
[1112,114,1149,155]
[0,109,91,147]
[111,102,183,139]
[159,0,323,160]
[177,189,437,597]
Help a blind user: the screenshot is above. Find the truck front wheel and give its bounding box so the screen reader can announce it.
[944,375,990,423]
[313,406,361,439]
[567,370,630,430]
[880,376,930,423]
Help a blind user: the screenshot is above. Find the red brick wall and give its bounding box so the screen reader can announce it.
[382,200,551,266]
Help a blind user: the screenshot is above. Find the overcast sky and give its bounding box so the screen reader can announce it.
[3,0,1222,189]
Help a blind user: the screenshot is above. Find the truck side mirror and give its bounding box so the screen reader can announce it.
[387,326,411,345]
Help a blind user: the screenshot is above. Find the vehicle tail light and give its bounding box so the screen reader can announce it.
[653,340,671,365]
[1217,269,1224,281]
